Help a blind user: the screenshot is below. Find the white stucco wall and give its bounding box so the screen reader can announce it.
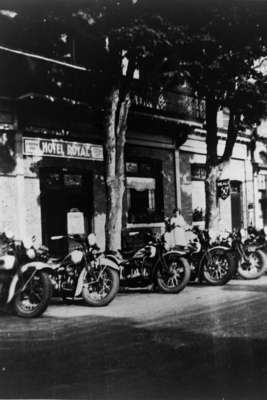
[180,132,253,231]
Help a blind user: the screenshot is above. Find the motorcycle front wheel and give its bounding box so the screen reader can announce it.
[237,250,265,280]
[156,253,191,293]
[201,248,235,285]
[13,271,52,318]
[82,267,119,307]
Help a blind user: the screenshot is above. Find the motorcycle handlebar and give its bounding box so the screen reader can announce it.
[51,236,64,240]
[51,234,83,241]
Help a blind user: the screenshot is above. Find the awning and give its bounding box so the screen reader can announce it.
[126,177,155,192]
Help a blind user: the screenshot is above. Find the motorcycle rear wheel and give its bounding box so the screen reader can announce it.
[237,250,265,280]
[201,248,235,285]
[82,267,119,307]
[156,253,191,293]
[13,271,52,318]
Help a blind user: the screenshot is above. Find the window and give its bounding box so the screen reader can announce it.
[191,164,206,180]
[64,174,82,187]
[191,164,206,222]
[126,160,163,223]
[258,174,266,191]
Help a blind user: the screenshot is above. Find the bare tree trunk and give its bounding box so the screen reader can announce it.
[205,103,240,230]
[205,96,219,229]
[104,86,131,252]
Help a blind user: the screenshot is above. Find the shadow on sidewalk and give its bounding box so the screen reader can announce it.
[222,282,267,293]
[1,311,267,400]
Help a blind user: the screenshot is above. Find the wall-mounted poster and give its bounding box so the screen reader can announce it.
[67,210,85,235]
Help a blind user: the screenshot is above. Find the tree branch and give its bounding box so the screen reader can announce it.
[104,86,120,183]
[205,95,219,167]
[220,108,240,164]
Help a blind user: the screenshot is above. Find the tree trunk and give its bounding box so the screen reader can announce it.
[205,103,240,230]
[205,163,230,230]
[205,96,219,229]
[104,86,131,252]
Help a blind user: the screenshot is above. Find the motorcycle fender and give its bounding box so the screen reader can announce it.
[7,262,51,304]
[256,249,267,270]
[153,250,186,275]
[105,254,123,266]
[98,257,120,271]
[199,245,236,276]
[20,261,51,273]
[7,274,19,303]
[75,268,87,297]
[167,249,187,256]
[75,258,120,298]
[208,245,230,252]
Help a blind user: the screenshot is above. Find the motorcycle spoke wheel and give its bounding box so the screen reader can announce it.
[238,251,265,279]
[156,254,191,294]
[202,249,234,285]
[86,271,113,300]
[13,272,51,318]
[82,267,119,307]
[207,255,228,279]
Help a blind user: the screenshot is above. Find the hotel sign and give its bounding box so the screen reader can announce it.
[23,137,103,161]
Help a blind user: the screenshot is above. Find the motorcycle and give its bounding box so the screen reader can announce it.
[37,233,120,307]
[174,226,235,285]
[215,228,267,280]
[0,232,51,318]
[107,231,191,293]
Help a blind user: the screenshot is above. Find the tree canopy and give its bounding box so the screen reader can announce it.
[1,0,267,233]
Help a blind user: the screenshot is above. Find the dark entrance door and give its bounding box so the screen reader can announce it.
[231,180,242,230]
[40,168,92,255]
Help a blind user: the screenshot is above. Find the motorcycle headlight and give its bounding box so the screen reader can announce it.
[145,245,156,258]
[227,237,232,246]
[23,237,32,250]
[209,229,216,242]
[26,248,36,259]
[70,250,83,264]
[88,233,97,247]
[240,228,246,240]
[5,230,14,240]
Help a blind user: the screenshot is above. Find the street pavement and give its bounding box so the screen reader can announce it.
[1,278,267,400]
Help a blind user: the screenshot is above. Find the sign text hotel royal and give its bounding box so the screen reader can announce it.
[23,137,104,161]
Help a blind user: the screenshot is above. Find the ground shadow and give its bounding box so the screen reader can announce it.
[1,312,267,400]
[222,282,267,293]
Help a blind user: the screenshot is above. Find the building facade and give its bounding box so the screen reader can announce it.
[0,93,258,253]
[0,97,183,251]
[179,123,254,232]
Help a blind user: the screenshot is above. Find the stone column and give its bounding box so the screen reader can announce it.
[15,132,26,239]
[174,149,181,209]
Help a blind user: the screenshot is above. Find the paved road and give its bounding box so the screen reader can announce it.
[1,278,267,399]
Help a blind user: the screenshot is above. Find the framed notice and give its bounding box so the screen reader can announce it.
[67,211,85,235]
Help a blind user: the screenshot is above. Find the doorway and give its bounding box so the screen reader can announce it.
[40,168,92,255]
[231,180,243,230]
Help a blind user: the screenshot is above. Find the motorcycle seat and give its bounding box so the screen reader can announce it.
[172,245,188,251]
[48,257,63,263]
[121,249,136,258]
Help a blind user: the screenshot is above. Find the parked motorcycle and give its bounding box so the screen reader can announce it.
[107,231,191,293]
[214,228,267,280]
[0,232,51,318]
[175,226,235,285]
[37,233,120,307]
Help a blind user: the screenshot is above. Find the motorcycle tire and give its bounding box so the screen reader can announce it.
[156,253,191,294]
[201,248,235,286]
[82,267,119,307]
[13,271,52,318]
[237,250,265,280]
